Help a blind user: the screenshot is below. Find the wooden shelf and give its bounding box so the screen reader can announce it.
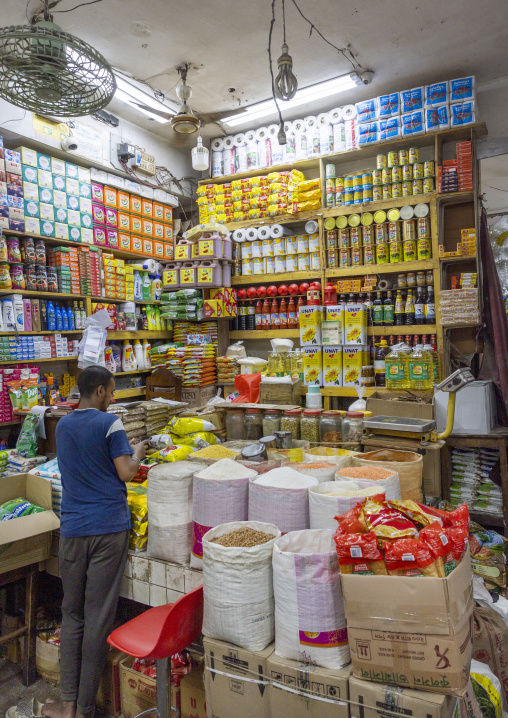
[325,259,437,277]
[322,193,435,219]
[320,386,432,397]
[0,356,77,365]
[114,387,146,399]
[225,209,321,231]
[229,329,300,339]
[91,296,161,305]
[113,369,152,376]
[107,330,171,340]
[0,289,89,300]
[0,330,82,336]
[439,255,477,263]
[369,325,437,335]
[232,271,323,286]
[0,419,21,427]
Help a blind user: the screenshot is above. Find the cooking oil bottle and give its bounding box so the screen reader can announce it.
[408,344,433,390]
[385,343,410,389]
[291,348,304,382]
[267,350,286,377]
[423,343,441,384]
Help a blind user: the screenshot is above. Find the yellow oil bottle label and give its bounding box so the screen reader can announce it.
[175,245,190,260]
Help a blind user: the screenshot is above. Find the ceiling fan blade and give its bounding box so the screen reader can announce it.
[131,101,174,120]
[199,107,246,125]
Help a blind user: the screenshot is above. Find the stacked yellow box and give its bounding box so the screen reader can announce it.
[102,253,133,300]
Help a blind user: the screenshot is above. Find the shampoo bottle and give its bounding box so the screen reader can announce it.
[133,340,144,370]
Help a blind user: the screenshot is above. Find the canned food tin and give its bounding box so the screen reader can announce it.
[372,170,382,186]
[376,154,387,169]
[350,227,361,247]
[286,254,298,271]
[382,168,392,184]
[362,212,374,226]
[362,172,373,188]
[311,251,321,270]
[387,151,399,167]
[417,218,430,237]
[409,147,419,164]
[424,161,435,177]
[382,184,392,200]
[392,182,402,198]
[309,233,320,252]
[297,235,309,253]
[388,221,401,241]
[344,174,354,190]
[344,191,354,205]
[326,178,336,193]
[327,249,338,268]
[286,236,298,255]
[349,214,361,227]
[392,166,402,183]
[336,177,345,192]
[273,237,286,256]
[354,191,363,204]
[352,246,363,265]
[363,188,373,203]
[242,241,253,259]
[340,248,351,267]
[265,256,275,273]
[353,174,363,191]
[327,231,337,249]
[324,217,336,230]
[403,220,416,241]
[340,228,350,247]
[375,223,388,243]
[335,192,344,207]
[364,245,375,265]
[234,259,242,275]
[417,238,431,260]
[412,179,423,195]
[373,186,383,201]
[402,181,412,196]
[399,149,408,165]
[275,255,286,273]
[402,164,413,181]
[423,177,435,193]
[389,241,403,263]
[376,243,389,264]
[403,240,417,261]
[242,258,253,275]
[326,194,336,208]
[362,226,374,246]
[336,216,348,229]
[413,162,424,179]
[326,163,336,179]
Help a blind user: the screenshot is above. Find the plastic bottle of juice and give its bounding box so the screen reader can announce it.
[408,344,433,389]
[385,343,410,389]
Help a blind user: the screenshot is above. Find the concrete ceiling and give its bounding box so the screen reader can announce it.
[6,0,508,148]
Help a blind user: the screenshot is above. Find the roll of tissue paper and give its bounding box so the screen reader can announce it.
[329,107,343,124]
[292,118,307,162]
[245,227,259,241]
[318,112,332,155]
[212,152,224,178]
[234,133,246,147]
[232,228,246,242]
[270,224,291,239]
[235,144,248,173]
[211,138,225,151]
[257,226,272,240]
[342,105,357,120]
[223,146,235,175]
[256,127,270,168]
[268,124,284,166]
[245,130,259,170]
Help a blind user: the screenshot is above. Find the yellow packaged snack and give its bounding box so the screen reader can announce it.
[297,199,321,212]
[298,189,320,202]
[297,179,320,193]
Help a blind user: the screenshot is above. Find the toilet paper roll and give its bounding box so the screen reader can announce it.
[305,115,318,129]
[257,225,272,240]
[223,136,235,150]
[377,279,393,291]
[256,126,269,141]
[232,228,246,242]
[234,132,246,147]
[342,104,357,120]
[245,227,259,241]
[257,138,270,169]
[223,147,235,175]
[268,124,284,166]
[246,139,259,170]
[329,107,343,124]
[283,121,293,133]
[292,118,305,134]
[211,137,225,151]
[245,130,257,143]
[211,151,224,178]
[235,144,248,173]
[270,224,291,239]
[317,112,330,125]
[333,122,346,152]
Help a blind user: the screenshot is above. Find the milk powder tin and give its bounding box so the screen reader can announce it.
[376,154,387,169]
[362,226,374,246]
[350,227,361,247]
[336,216,348,229]
[389,241,403,263]
[382,184,392,200]
[286,254,298,271]
[262,239,274,257]
[374,210,387,224]
[424,161,435,177]
[297,235,309,253]
[413,162,424,179]
[311,251,321,270]
[273,237,286,256]
[413,180,423,195]
[392,182,402,198]
[251,240,262,258]
[375,223,388,243]
[353,174,363,191]
[298,253,310,271]
[340,249,351,267]
[362,172,373,188]
[309,233,320,252]
[364,245,375,264]
[402,181,412,196]
[344,192,354,205]
[392,166,402,183]
[344,174,354,190]
[361,212,374,226]
[409,147,420,164]
[340,229,350,247]
[242,259,253,275]
[266,256,275,273]
[399,149,408,165]
[353,190,363,204]
[382,168,392,184]
[352,247,363,265]
[376,243,388,264]
[241,242,252,259]
[286,236,298,255]
[387,151,399,167]
[402,164,413,181]
[403,240,417,261]
[403,220,416,240]
[388,221,401,241]
[274,255,286,273]
[326,194,336,208]
[327,249,338,267]
[253,257,266,275]
[417,238,431,260]
[324,217,336,230]
[326,164,336,179]
[363,188,373,203]
[372,170,383,186]
[423,177,435,193]
[326,178,336,193]
[327,231,337,248]
[336,177,345,192]
[373,186,383,201]
[417,218,430,237]
[335,192,344,207]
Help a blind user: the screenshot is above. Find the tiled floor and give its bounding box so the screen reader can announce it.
[0,659,60,715]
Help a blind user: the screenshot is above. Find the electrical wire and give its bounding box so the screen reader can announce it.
[0,111,27,128]
[268,0,286,141]
[483,183,508,194]
[53,0,103,12]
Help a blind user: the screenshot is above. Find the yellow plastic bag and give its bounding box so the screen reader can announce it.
[297,179,320,193]
[127,483,147,521]
[298,188,321,202]
[167,417,216,436]
[149,444,194,462]
[170,431,218,447]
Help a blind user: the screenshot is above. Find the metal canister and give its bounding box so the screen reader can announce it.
[353,190,363,204]
[424,161,435,177]
[417,238,431,260]
[403,219,416,241]
[362,172,373,188]
[382,168,392,184]
[234,259,242,275]
[326,163,336,179]
[259,436,276,449]
[372,169,382,186]
[340,248,351,267]
[241,443,268,462]
[402,181,412,196]
[350,227,361,247]
[399,149,408,165]
[311,251,321,270]
[392,182,402,198]
[344,174,354,190]
[335,192,344,207]
[403,240,417,261]
[362,225,373,246]
[388,221,401,241]
[373,186,383,201]
[327,249,338,267]
[423,177,435,193]
[413,179,423,195]
[364,245,375,264]
[326,178,336,193]
[241,259,253,275]
[286,254,298,271]
[327,230,338,248]
[409,147,420,164]
[352,246,363,265]
[376,154,387,169]
[339,228,350,247]
[344,191,354,205]
[392,166,402,183]
[402,164,413,181]
[413,162,424,179]
[389,242,403,263]
[352,174,363,191]
[382,184,392,200]
[274,431,293,450]
[376,243,389,264]
[274,255,286,273]
[362,188,373,203]
[387,151,399,167]
[417,218,430,237]
[375,223,388,243]
[326,194,336,208]
[336,177,345,193]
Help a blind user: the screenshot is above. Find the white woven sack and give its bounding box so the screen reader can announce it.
[147,461,208,564]
[292,462,338,483]
[202,521,281,651]
[248,470,318,533]
[309,480,382,530]
[191,465,255,569]
[335,468,401,500]
[273,529,350,669]
[303,451,354,468]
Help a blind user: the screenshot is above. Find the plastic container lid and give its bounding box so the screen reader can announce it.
[322,410,342,416]
[246,408,263,413]
[348,214,361,227]
[324,217,337,230]
[399,205,415,220]
[373,210,387,224]
[303,409,323,415]
[361,212,374,226]
[335,216,348,229]
[346,411,364,418]
[387,208,401,221]
[284,408,302,415]
[307,386,321,394]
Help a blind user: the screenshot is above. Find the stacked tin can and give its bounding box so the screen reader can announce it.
[240,232,321,275]
[373,148,435,199]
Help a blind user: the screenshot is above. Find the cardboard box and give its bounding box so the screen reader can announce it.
[348,676,458,718]
[259,377,302,405]
[366,391,434,421]
[180,384,217,408]
[203,637,273,718]
[96,648,129,715]
[342,549,473,695]
[120,655,178,718]
[268,654,351,718]
[180,656,206,718]
[36,636,60,683]
[434,382,495,435]
[0,473,60,574]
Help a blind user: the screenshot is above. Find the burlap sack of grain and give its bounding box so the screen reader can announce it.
[353,449,423,501]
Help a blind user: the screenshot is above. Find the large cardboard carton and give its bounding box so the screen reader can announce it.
[203,637,273,718]
[349,676,459,718]
[120,656,179,718]
[366,391,434,421]
[259,377,302,405]
[180,656,206,718]
[96,648,129,715]
[36,636,60,684]
[268,653,351,718]
[341,550,473,695]
[0,473,60,575]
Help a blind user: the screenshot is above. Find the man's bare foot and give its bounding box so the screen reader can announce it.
[76,709,94,718]
[41,701,76,718]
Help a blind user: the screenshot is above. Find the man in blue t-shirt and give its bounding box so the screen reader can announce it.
[43,366,149,718]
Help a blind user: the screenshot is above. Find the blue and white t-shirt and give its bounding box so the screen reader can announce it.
[56,408,133,538]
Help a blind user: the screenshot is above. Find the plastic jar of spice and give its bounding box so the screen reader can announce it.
[225,407,245,440]
[263,408,282,436]
[244,408,264,441]
[319,410,343,444]
[300,409,322,443]
[342,411,364,449]
[280,408,301,440]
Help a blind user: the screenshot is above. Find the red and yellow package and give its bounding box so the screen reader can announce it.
[447,503,470,529]
[335,503,364,535]
[334,531,388,575]
[384,538,440,577]
[387,499,442,528]
[359,497,418,545]
[419,522,456,577]
[448,524,469,561]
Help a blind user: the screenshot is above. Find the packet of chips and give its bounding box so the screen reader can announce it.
[448,524,469,561]
[384,538,440,577]
[419,522,457,577]
[335,502,367,535]
[359,497,419,545]
[335,531,388,575]
[387,499,442,528]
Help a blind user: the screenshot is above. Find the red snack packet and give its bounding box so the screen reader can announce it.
[335,503,364,535]
[334,530,388,575]
[360,497,418,544]
[448,503,470,529]
[420,522,456,577]
[448,525,469,561]
[384,538,439,577]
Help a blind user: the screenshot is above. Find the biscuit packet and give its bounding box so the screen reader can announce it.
[384,538,440,577]
[359,497,418,545]
[419,522,457,577]
[334,530,388,575]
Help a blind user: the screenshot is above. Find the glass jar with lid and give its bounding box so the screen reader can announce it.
[300,409,322,443]
[342,411,364,450]
[244,408,264,441]
[280,408,301,440]
[319,410,343,444]
[263,408,282,436]
[225,407,245,441]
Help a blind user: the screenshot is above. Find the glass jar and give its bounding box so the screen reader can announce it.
[244,408,264,441]
[225,407,245,440]
[300,409,322,443]
[319,410,343,444]
[263,408,282,436]
[280,408,301,440]
[342,411,364,449]
[361,365,375,387]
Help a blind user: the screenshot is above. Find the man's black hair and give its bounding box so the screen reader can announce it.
[77,366,114,398]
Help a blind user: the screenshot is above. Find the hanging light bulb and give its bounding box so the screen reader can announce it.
[274,42,298,101]
[191,135,209,171]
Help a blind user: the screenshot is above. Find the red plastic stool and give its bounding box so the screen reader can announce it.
[108,585,203,718]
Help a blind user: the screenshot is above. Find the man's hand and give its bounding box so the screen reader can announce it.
[114,440,150,483]
[131,439,150,462]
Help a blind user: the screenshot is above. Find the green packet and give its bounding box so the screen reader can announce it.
[0,497,46,522]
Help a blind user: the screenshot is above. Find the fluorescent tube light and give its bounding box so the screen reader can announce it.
[114,75,176,123]
[222,74,360,127]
